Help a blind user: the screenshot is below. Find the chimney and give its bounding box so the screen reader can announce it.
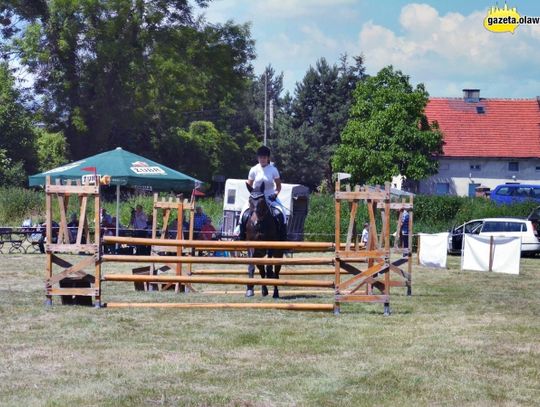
[463,89,480,103]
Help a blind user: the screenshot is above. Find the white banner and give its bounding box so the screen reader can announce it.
[418,232,449,268]
[461,234,521,275]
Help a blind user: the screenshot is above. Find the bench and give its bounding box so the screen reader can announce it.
[0,228,24,254]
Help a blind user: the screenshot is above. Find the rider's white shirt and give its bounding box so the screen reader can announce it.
[248,163,280,197]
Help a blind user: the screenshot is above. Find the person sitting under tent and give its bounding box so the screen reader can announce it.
[168,217,190,239]
[38,220,59,253]
[67,213,79,244]
[200,218,217,241]
[193,206,208,239]
[129,204,150,254]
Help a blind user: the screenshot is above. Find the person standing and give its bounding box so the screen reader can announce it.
[360,222,369,248]
[400,209,410,250]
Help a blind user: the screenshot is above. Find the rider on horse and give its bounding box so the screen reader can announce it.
[240,145,287,241]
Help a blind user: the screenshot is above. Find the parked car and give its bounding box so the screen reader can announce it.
[490,183,540,205]
[448,209,540,255]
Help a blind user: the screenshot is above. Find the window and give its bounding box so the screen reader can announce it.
[536,166,540,172]
[515,187,532,197]
[495,186,512,196]
[226,189,236,205]
[508,162,519,171]
[470,164,481,171]
[476,106,485,114]
[435,182,449,195]
[482,221,525,232]
[464,221,483,234]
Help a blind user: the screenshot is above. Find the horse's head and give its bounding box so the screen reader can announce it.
[246,182,269,219]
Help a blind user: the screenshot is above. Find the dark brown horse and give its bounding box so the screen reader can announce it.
[244,182,284,298]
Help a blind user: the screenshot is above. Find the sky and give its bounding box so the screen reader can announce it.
[197,0,540,98]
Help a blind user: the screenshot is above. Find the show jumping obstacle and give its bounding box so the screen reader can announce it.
[43,177,413,314]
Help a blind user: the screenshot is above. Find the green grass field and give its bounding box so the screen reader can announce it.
[0,253,539,406]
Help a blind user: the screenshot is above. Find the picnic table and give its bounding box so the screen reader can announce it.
[0,227,42,254]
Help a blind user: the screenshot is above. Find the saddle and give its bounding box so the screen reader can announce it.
[239,203,287,241]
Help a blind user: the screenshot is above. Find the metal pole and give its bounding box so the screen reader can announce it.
[264,70,267,145]
[115,184,120,252]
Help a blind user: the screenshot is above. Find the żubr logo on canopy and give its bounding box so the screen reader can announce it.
[130,161,166,175]
[484,3,540,33]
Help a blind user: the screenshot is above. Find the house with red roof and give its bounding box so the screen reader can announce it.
[418,89,540,196]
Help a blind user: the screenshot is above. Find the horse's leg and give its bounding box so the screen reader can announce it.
[267,250,283,299]
[265,251,274,297]
[246,248,255,297]
[256,249,268,297]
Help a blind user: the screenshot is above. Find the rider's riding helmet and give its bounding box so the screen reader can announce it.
[256,145,271,157]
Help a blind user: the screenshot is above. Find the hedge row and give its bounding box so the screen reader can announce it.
[1,187,538,240]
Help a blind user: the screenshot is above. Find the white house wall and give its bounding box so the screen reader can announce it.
[419,158,540,196]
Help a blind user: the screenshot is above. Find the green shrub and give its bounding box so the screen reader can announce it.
[99,195,225,230]
[0,187,44,226]
[2,187,539,240]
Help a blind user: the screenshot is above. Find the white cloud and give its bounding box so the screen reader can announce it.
[355,3,540,97]
[197,1,540,97]
[300,25,339,50]
[253,0,357,19]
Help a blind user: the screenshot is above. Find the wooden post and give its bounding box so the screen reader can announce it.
[334,179,341,315]
[151,193,159,240]
[408,194,414,295]
[416,233,421,265]
[488,235,494,272]
[45,176,53,306]
[94,187,101,308]
[381,182,391,315]
[175,201,183,293]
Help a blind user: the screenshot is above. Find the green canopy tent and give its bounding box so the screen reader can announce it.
[29,147,202,238]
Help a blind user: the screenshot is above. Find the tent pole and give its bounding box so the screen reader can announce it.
[115,184,120,252]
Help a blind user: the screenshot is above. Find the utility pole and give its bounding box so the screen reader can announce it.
[263,70,267,146]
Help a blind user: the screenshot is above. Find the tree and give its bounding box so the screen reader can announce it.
[1,0,256,170]
[272,55,365,188]
[0,63,36,185]
[157,121,256,182]
[35,129,68,171]
[0,148,26,186]
[332,65,443,185]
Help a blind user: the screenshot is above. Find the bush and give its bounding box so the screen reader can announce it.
[99,194,225,231]
[2,187,539,241]
[304,193,540,240]
[0,187,44,226]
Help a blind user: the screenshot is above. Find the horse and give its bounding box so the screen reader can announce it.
[242,182,285,298]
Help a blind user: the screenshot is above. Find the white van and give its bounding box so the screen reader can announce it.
[448,217,540,255]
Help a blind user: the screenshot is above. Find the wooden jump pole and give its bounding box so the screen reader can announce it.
[101,254,333,266]
[103,236,335,251]
[103,274,335,288]
[199,289,334,295]
[190,269,341,276]
[105,302,335,311]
